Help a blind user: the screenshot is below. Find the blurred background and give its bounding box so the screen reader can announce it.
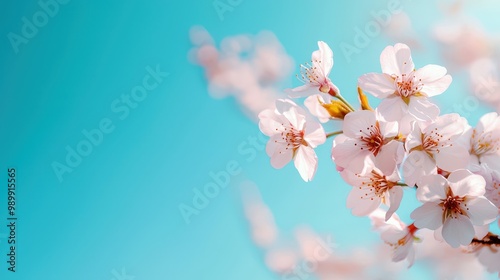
[0,0,499,279]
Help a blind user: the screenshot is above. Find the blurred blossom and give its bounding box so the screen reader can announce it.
[383,12,422,50]
[416,229,488,279]
[433,18,492,70]
[189,26,293,120]
[241,182,407,279]
[469,59,500,111]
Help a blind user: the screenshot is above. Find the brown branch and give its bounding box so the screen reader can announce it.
[471,232,500,246]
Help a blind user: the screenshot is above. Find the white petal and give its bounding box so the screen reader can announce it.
[304,94,331,123]
[275,99,299,114]
[347,187,381,216]
[386,187,403,221]
[416,174,447,202]
[377,96,407,122]
[481,154,500,171]
[316,41,333,76]
[332,139,374,174]
[266,134,283,156]
[448,170,486,197]
[303,119,326,148]
[434,145,469,172]
[415,65,452,97]
[476,112,500,134]
[342,110,377,139]
[285,85,320,98]
[374,141,402,175]
[270,145,293,169]
[294,146,318,182]
[442,215,474,248]
[358,73,396,98]
[466,196,498,225]
[282,107,306,130]
[379,120,399,138]
[380,43,414,76]
[402,151,437,187]
[411,202,443,230]
[258,109,286,136]
[405,121,423,151]
[408,97,440,122]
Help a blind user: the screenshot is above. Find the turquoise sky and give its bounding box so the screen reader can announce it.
[0,0,499,279]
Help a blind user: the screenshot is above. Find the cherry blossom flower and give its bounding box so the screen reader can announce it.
[343,167,403,221]
[358,43,452,132]
[286,41,339,98]
[410,170,498,248]
[259,99,326,181]
[403,114,469,187]
[369,209,418,266]
[474,235,500,277]
[466,112,500,171]
[331,110,403,175]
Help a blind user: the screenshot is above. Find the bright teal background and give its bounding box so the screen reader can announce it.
[0,0,499,279]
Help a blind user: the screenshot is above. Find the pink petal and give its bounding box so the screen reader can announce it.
[304,94,331,123]
[317,41,333,76]
[476,112,500,134]
[442,215,474,248]
[434,145,469,172]
[405,121,423,151]
[342,110,377,139]
[415,65,452,97]
[285,85,319,98]
[380,43,414,76]
[416,174,447,202]
[402,151,437,187]
[331,139,374,174]
[358,73,396,98]
[270,144,293,169]
[408,97,440,122]
[374,141,401,175]
[386,187,403,221]
[258,109,287,136]
[466,196,498,225]
[294,146,318,182]
[379,120,399,138]
[448,170,485,197]
[377,96,406,122]
[347,187,381,216]
[303,119,326,148]
[275,99,299,114]
[481,154,500,171]
[411,202,443,230]
[282,107,306,130]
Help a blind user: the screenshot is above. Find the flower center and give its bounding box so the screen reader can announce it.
[394,72,423,98]
[421,127,451,155]
[298,60,327,88]
[439,188,468,220]
[358,170,397,201]
[357,122,384,156]
[471,129,500,157]
[278,123,306,152]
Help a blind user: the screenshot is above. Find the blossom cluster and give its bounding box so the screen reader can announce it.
[258,41,500,275]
